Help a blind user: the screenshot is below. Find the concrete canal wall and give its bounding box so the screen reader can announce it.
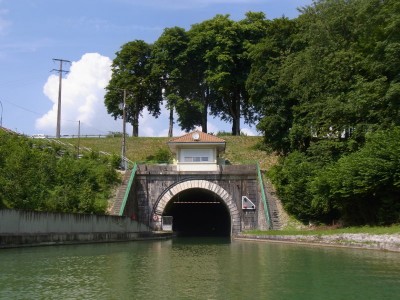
[0,209,169,248]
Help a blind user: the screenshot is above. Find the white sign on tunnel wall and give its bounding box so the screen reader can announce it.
[242,196,256,210]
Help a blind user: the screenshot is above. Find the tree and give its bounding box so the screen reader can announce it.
[247,17,298,154]
[181,20,217,133]
[188,14,268,135]
[310,128,400,225]
[105,40,162,137]
[151,27,193,136]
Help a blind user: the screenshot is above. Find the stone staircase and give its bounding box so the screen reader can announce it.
[110,170,132,216]
[262,180,284,230]
[265,188,282,230]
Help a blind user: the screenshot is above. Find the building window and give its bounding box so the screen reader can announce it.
[184,156,209,162]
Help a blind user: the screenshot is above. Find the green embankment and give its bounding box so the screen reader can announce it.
[71,135,278,171]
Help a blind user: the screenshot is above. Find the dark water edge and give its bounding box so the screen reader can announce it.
[1,237,399,299]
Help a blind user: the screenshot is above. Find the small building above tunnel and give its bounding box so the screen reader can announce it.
[168,130,226,171]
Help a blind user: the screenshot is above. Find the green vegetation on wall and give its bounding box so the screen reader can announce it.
[0,132,120,214]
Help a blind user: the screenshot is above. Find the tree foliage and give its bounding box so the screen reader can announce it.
[251,0,400,153]
[0,132,120,213]
[105,40,162,137]
[151,27,194,136]
[261,0,400,225]
[310,128,400,225]
[123,13,270,135]
[185,13,268,135]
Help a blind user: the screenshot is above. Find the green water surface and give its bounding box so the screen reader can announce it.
[0,238,399,299]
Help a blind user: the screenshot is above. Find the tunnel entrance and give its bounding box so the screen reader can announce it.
[163,188,231,237]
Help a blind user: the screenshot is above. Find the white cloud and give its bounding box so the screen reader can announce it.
[241,127,259,136]
[139,103,185,137]
[37,53,120,136]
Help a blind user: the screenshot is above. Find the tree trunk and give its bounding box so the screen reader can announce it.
[201,89,209,133]
[132,108,139,137]
[168,107,174,137]
[202,104,208,133]
[231,91,241,136]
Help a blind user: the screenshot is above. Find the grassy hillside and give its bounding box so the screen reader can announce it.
[69,135,277,171]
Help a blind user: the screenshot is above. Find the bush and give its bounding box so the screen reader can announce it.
[271,127,400,226]
[0,132,120,214]
[146,148,173,163]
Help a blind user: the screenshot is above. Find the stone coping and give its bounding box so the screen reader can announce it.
[0,231,175,249]
[235,233,400,252]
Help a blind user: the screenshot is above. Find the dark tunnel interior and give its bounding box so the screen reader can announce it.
[163,188,231,237]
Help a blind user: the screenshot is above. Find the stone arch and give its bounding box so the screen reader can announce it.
[153,180,240,235]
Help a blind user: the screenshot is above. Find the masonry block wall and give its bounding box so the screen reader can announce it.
[123,164,264,234]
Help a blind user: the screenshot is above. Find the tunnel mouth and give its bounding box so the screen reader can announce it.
[163,188,231,237]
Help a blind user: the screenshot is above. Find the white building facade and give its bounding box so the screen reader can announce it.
[168,131,226,172]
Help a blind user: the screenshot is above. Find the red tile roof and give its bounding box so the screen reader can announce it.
[169,131,226,143]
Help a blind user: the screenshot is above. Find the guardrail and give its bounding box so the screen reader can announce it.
[257,162,272,229]
[33,134,110,139]
[119,162,138,216]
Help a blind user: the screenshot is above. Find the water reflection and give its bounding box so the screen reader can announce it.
[0,239,399,299]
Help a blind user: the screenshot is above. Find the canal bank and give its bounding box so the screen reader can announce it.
[0,209,173,248]
[0,231,174,249]
[235,233,400,252]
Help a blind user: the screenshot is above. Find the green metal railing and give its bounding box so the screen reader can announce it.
[256,163,272,229]
[119,162,137,216]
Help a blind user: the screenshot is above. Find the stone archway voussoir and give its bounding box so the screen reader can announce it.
[155,179,241,235]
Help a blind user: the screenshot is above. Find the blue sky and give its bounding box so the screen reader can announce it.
[0,0,313,137]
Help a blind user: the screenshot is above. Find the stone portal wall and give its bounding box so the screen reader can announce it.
[124,164,264,234]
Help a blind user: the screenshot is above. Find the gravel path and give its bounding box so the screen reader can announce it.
[236,233,400,252]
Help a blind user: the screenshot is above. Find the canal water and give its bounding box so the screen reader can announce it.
[1,238,399,299]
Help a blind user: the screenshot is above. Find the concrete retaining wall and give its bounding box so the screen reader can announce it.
[0,209,165,248]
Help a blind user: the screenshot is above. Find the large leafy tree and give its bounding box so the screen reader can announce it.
[247,17,299,154]
[151,27,195,136]
[188,13,268,135]
[180,19,217,133]
[105,40,162,137]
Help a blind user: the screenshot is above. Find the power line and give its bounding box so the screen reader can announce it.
[2,98,125,136]
[0,78,40,88]
[52,58,71,138]
[2,98,43,116]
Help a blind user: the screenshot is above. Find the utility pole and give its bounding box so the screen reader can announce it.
[121,89,127,170]
[0,99,3,128]
[52,58,71,138]
[77,120,81,158]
